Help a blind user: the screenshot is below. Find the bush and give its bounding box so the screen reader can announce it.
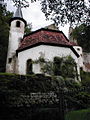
[81,72,90,87]
[65,109,90,120]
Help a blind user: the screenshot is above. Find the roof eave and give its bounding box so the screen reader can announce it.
[16,42,79,58]
[9,17,27,27]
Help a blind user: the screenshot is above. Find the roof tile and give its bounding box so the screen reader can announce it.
[18,29,75,50]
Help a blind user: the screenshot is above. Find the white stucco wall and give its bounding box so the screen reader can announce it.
[73,46,83,67]
[83,52,90,64]
[6,19,25,73]
[7,20,25,58]
[83,52,90,72]
[18,45,79,75]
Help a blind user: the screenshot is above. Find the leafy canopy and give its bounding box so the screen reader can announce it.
[41,56,77,79]
[11,0,90,26]
[71,24,90,52]
[0,5,13,72]
[24,23,32,35]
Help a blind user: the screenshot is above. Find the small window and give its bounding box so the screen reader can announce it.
[19,37,23,42]
[26,59,33,74]
[80,67,83,71]
[80,54,82,57]
[77,48,80,51]
[8,58,12,63]
[16,21,20,27]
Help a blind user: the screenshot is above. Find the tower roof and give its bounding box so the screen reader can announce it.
[14,6,23,18]
[9,6,27,26]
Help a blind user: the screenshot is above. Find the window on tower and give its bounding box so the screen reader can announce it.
[16,21,20,27]
[8,58,12,63]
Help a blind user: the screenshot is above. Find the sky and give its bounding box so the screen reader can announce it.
[6,0,69,38]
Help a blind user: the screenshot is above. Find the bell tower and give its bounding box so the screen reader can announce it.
[6,6,27,73]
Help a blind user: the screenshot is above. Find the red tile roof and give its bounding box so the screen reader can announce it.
[69,41,78,46]
[18,28,76,51]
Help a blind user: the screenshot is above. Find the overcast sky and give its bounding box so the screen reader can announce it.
[6,0,69,37]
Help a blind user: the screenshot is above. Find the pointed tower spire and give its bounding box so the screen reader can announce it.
[14,6,23,18]
[9,5,27,27]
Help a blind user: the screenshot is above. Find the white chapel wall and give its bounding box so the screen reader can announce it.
[73,46,83,68]
[18,45,79,75]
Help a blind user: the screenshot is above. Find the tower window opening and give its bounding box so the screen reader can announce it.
[16,21,20,27]
[8,58,12,63]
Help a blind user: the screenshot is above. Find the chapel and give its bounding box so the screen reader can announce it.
[6,6,83,78]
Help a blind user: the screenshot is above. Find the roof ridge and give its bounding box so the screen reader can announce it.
[24,28,63,38]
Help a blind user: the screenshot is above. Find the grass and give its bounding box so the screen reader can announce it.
[65,109,90,120]
[0,72,17,76]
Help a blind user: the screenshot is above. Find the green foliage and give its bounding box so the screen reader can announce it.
[33,57,46,64]
[0,73,90,119]
[0,74,52,93]
[0,6,13,72]
[51,75,90,110]
[51,76,65,91]
[61,56,76,78]
[0,72,17,76]
[53,57,63,75]
[12,0,90,26]
[41,56,77,79]
[80,72,90,95]
[31,108,59,120]
[41,61,54,75]
[81,72,90,86]
[12,0,29,8]
[71,24,90,52]
[64,78,81,89]
[75,92,90,108]
[24,23,32,35]
[65,109,90,120]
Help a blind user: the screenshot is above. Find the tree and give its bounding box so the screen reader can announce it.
[11,0,90,26]
[24,23,32,35]
[71,24,90,52]
[41,56,77,79]
[0,5,13,72]
[12,0,29,7]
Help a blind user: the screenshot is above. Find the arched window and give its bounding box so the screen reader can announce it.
[16,21,20,27]
[26,59,33,74]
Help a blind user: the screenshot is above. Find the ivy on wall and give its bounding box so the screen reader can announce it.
[32,56,77,80]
